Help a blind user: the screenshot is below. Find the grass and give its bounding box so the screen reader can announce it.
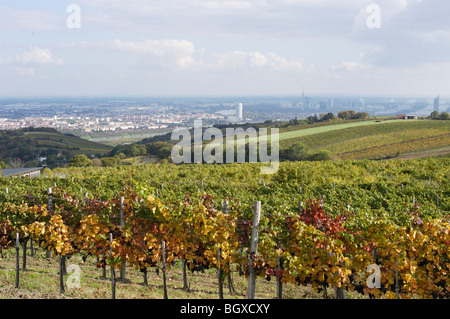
[0,245,366,299]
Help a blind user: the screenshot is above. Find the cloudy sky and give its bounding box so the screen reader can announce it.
[0,0,449,97]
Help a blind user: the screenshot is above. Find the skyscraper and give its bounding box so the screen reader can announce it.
[434,95,440,112]
[236,103,243,119]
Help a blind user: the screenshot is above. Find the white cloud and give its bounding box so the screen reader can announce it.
[16,46,64,66]
[94,39,199,69]
[0,46,64,77]
[70,39,304,74]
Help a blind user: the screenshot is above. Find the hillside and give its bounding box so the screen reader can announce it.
[280,119,450,160]
[0,127,112,168]
[112,118,450,162]
[4,117,445,169]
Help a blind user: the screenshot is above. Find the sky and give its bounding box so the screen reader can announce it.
[0,0,449,97]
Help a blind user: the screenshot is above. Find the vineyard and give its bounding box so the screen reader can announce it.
[0,158,449,299]
[280,119,450,160]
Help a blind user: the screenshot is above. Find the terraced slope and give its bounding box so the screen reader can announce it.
[279,120,450,160]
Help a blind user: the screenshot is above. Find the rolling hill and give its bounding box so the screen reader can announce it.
[0,127,112,167]
[279,119,450,160]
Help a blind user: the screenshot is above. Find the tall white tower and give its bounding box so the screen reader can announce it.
[434,95,440,112]
[236,103,243,119]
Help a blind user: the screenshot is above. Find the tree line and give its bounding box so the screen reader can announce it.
[429,111,450,120]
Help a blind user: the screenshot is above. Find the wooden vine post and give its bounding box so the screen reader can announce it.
[119,196,127,282]
[59,254,65,294]
[15,233,20,289]
[395,258,399,298]
[162,240,168,299]
[46,188,52,259]
[247,201,261,299]
[109,233,116,299]
[276,243,283,299]
[217,246,223,299]
[222,200,235,294]
[182,258,189,291]
[22,237,27,271]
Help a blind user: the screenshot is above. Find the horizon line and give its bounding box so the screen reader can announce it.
[0,93,444,99]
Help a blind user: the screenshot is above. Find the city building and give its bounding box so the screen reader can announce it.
[434,95,440,112]
[236,103,243,119]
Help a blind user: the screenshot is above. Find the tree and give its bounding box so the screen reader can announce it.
[68,155,92,167]
[322,112,335,121]
[146,142,173,159]
[353,112,370,119]
[101,156,120,167]
[439,112,449,120]
[109,145,128,157]
[430,111,440,119]
[338,110,356,120]
[338,110,369,120]
[131,144,147,157]
[306,115,319,124]
[282,142,310,161]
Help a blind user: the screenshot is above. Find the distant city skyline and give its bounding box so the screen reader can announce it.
[1,0,450,97]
